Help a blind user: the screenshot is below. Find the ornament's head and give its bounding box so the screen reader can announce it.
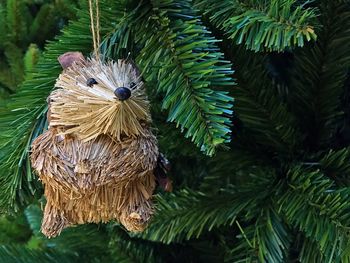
[49,52,151,141]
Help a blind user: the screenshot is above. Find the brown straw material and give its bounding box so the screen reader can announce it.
[31,57,159,237]
[49,58,151,142]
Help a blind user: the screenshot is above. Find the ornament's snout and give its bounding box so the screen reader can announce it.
[114,87,131,101]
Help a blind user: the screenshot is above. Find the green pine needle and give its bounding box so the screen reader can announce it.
[196,0,318,52]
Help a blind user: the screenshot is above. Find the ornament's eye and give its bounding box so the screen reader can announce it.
[114,87,131,101]
[130,82,136,89]
[86,78,98,87]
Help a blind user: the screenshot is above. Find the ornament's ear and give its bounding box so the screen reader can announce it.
[58,52,85,69]
[120,58,142,77]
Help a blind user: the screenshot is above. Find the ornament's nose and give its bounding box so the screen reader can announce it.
[114,87,131,101]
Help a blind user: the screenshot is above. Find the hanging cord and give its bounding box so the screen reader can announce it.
[88,0,100,58]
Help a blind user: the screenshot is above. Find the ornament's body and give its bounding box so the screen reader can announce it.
[31,52,160,237]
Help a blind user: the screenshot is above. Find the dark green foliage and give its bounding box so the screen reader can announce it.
[23,204,113,262]
[0,245,77,263]
[320,148,350,186]
[228,46,301,153]
[277,166,350,262]
[227,208,291,262]
[0,213,32,245]
[1,0,350,262]
[0,0,77,97]
[288,1,350,148]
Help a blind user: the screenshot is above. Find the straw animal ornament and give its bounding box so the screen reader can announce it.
[30,0,171,238]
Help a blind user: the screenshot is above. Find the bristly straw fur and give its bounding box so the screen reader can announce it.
[49,58,152,142]
[31,57,159,238]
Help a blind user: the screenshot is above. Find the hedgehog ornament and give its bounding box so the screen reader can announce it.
[30,52,171,238]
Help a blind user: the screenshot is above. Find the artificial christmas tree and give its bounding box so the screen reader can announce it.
[0,0,350,262]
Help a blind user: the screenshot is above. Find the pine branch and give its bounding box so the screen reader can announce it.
[23,44,41,79]
[24,204,113,261]
[28,4,55,46]
[0,3,6,50]
[0,0,77,95]
[320,148,350,186]
[141,172,274,244]
[321,148,350,176]
[254,208,291,262]
[298,237,326,263]
[141,189,247,243]
[0,85,10,101]
[4,42,25,87]
[135,0,234,155]
[24,205,41,235]
[110,226,216,263]
[196,0,318,52]
[228,208,291,263]
[100,1,140,59]
[277,166,350,262]
[5,0,30,45]
[0,60,16,93]
[199,149,276,194]
[226,223,258,262]
[0,245,77,263]
[288,2,350,148]
[109,228,161,263]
